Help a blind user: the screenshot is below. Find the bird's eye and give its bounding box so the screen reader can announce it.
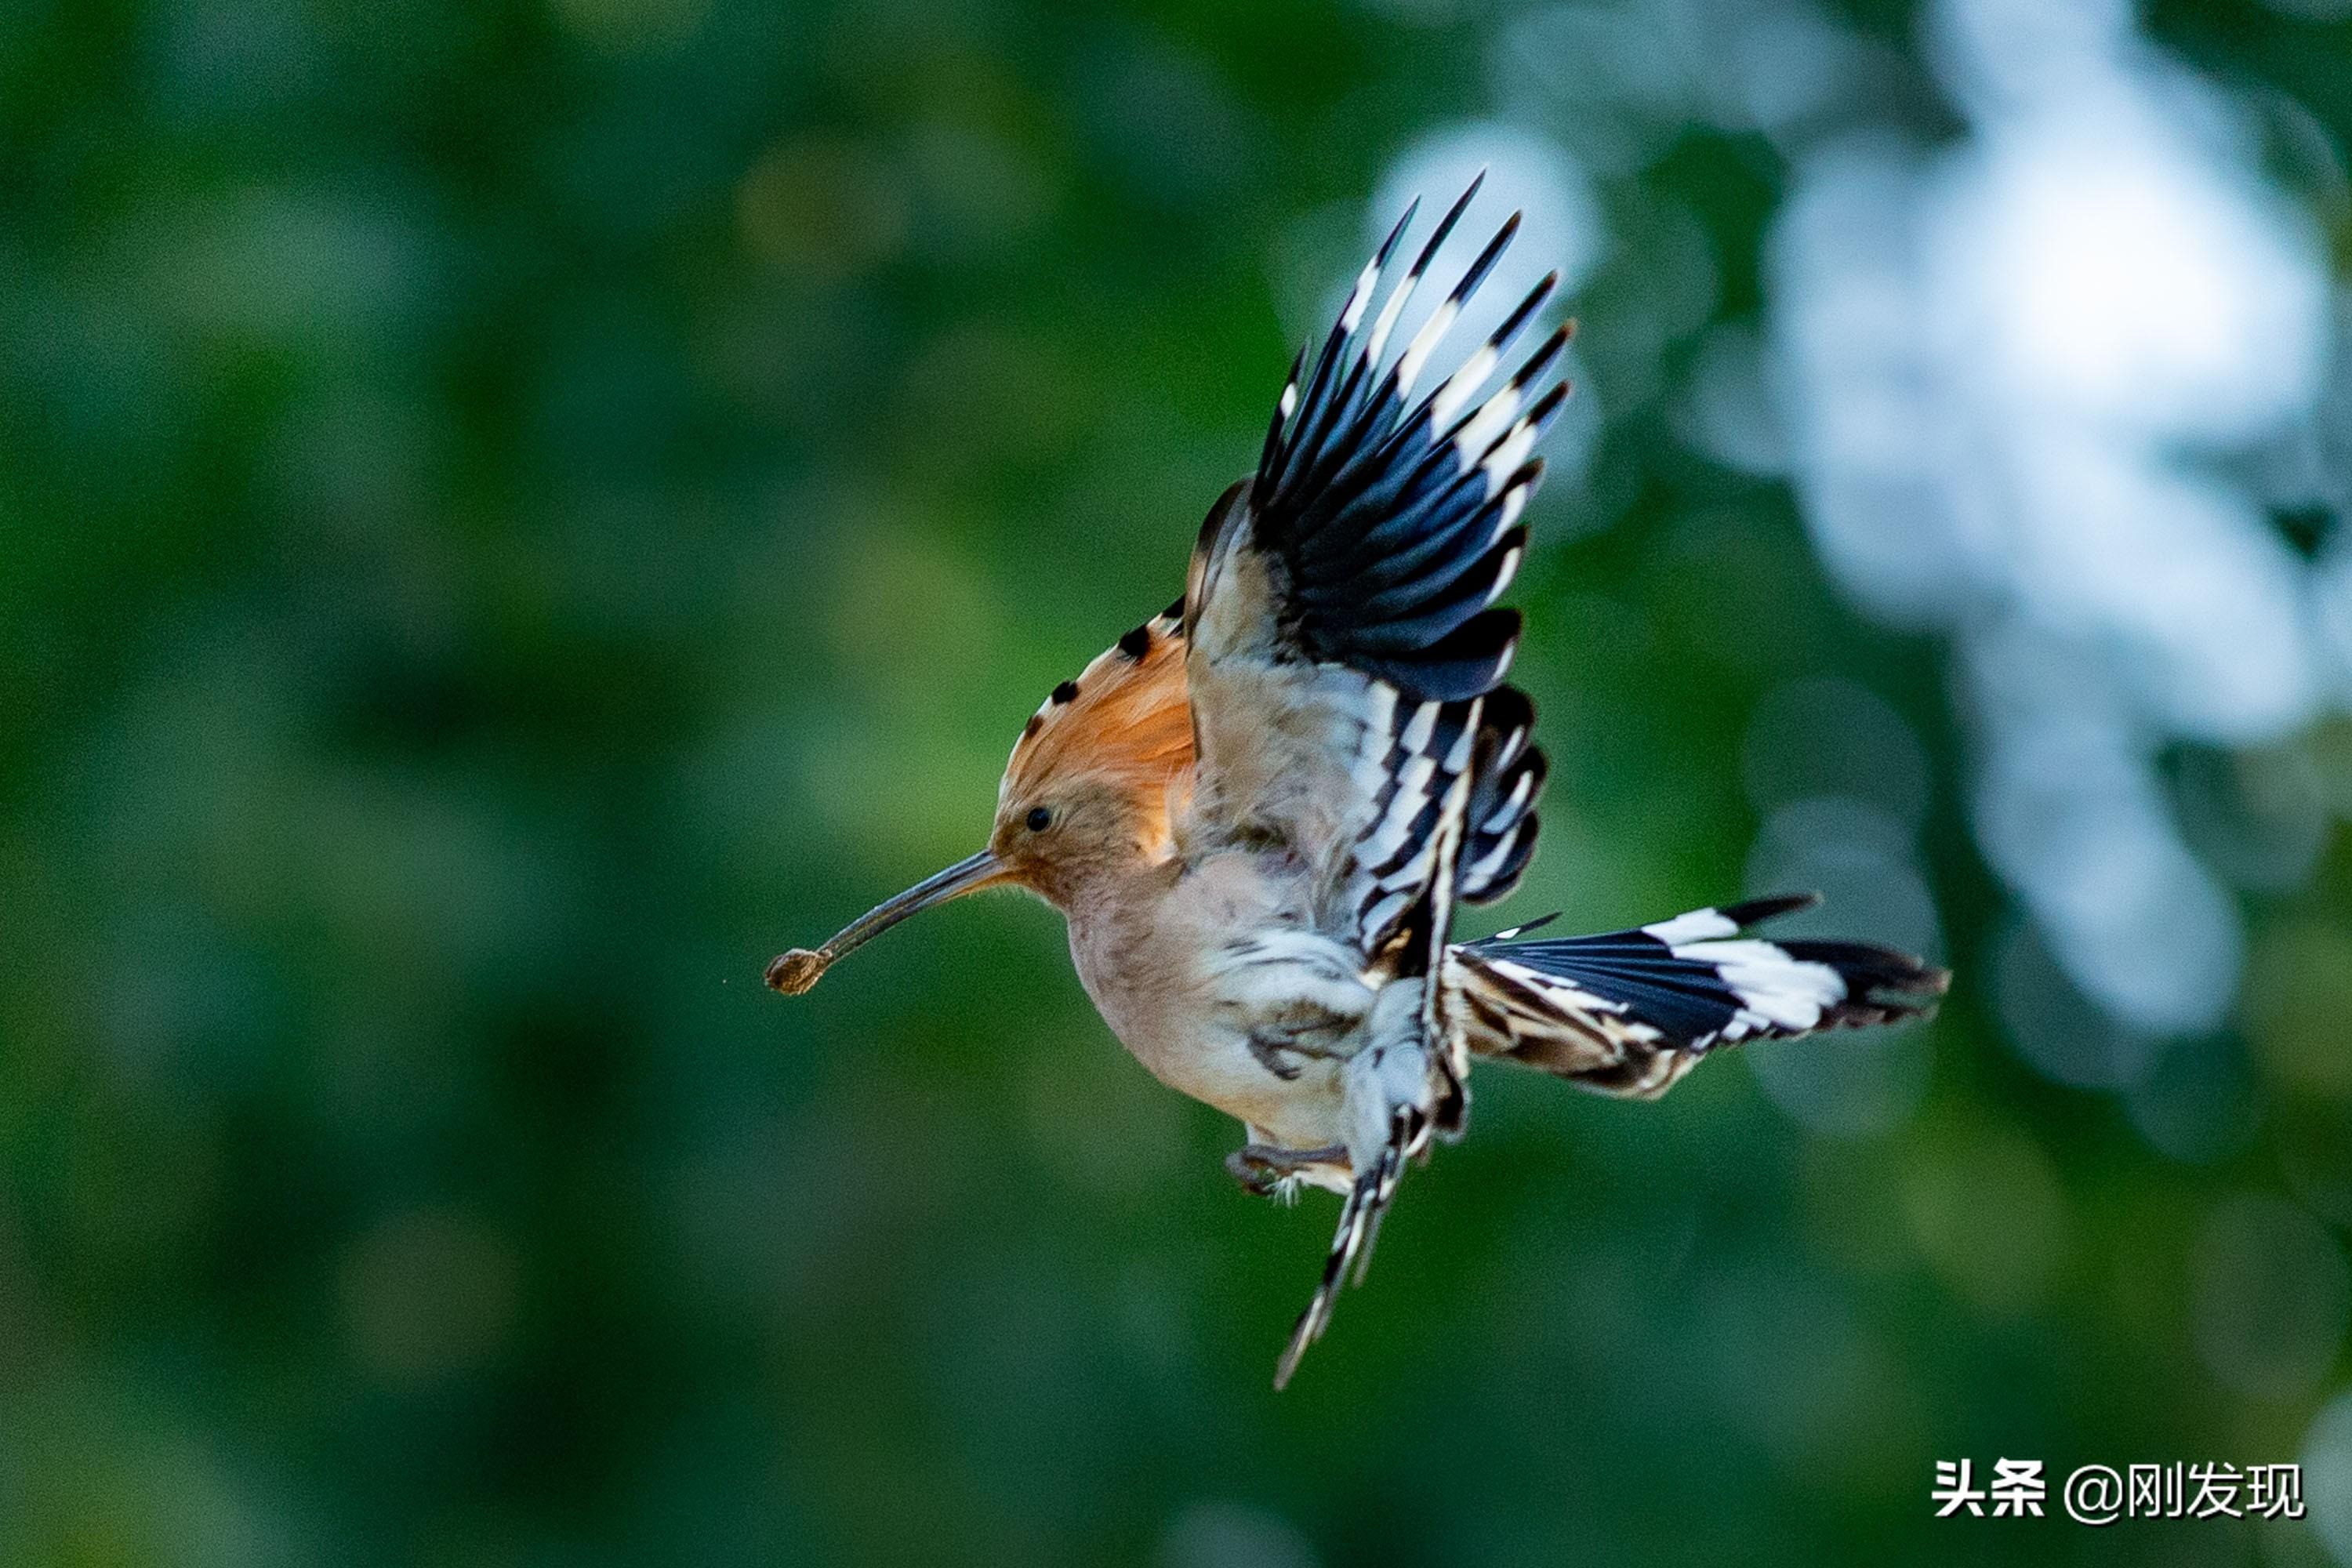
[1025,806,1053,832]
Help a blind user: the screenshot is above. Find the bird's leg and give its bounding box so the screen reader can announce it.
[1226,1142,1348,1201]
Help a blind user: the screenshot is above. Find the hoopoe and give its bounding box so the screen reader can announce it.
[769,177,1947,1388]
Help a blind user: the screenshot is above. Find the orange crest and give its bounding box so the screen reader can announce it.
[1002,603,1196,850]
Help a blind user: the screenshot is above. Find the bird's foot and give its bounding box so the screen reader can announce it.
[1226,1142,1347,1203]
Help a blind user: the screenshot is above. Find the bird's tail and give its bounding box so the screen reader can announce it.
[1450,895,1947,1098]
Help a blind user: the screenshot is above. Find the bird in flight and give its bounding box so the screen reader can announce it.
[768,176,1947,1387]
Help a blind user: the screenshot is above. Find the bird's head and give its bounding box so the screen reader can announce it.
[768,607,1192,995]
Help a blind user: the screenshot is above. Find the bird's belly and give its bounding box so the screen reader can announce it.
[1071,928,1362,1149]
[1066,869,1374,1152]
[1121,1015,1351,1149]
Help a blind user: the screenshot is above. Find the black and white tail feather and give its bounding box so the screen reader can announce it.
[1453,894,1947,1097]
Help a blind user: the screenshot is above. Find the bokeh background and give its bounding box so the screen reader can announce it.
[6,0,2352,1561]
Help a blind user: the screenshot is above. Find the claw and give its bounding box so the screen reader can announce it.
[1226,1142,1346,1200]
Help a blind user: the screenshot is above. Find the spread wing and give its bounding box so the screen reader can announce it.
[1180,176,1570,967]
[1175,179,1573,1385]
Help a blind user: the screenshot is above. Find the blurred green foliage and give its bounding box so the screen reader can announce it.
[2,0,2350,1564]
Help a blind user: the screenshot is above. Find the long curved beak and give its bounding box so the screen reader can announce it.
[766,849,1011,994]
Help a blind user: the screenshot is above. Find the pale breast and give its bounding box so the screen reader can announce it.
[1065,852,1358,1149]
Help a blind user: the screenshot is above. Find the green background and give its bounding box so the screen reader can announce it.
[4,0,2350,1563]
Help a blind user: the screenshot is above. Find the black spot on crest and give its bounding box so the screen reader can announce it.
[1022,713,1044,739]
[1051,680,1080,705]
[1163,595,1185,622]
[1117,624,1152,659]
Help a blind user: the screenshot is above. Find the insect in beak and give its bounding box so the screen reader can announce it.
[767,849,1012,994]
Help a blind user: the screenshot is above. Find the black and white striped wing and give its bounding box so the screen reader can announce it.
[1182,177,1570,964]
[1450,895,1949,1097]
[1457,684,1544,904]
[1181,181,1570,1389]
[1271,788,1472,1391]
